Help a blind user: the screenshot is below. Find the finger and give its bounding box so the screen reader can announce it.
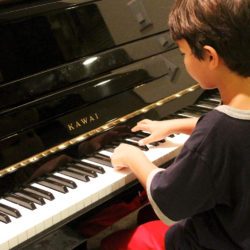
[111,155,127,170]
[113,164,127,170]
[131,123,150,132]
[138,119,151,124]
[138,134,155,146]
[131,119,151,131]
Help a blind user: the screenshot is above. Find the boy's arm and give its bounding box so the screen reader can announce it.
[132,117,198,146]
[111,117,199,188]
[111,143,157,189]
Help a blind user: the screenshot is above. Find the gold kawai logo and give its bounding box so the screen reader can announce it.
[67,112,99,131]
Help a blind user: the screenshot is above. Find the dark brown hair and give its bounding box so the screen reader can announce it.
[168,0,250,77]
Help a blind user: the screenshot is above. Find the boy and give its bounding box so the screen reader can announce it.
[101,0,250,249]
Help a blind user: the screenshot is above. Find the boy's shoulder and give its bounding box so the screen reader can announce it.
[215,105,250,120]
[196,105,250,131]
[187,106,250,154]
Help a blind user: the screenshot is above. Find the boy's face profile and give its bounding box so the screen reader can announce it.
[177,39,218,90]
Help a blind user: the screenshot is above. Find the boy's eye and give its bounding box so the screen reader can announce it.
[180,52,185,56]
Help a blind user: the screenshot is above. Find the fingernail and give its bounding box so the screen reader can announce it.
[138,140,143,146]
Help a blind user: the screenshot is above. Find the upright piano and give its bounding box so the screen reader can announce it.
[0,0,220,249]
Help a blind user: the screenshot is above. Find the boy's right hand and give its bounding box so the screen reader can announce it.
[131,117,198,146]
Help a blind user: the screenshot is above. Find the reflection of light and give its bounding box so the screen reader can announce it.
[29,157,38,162]
[94,79,111,87]
[83,56,98,65]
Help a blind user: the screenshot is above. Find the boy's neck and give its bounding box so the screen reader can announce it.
[218,74,250,110]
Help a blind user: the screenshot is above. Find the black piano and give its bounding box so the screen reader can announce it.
[0,0,220,249]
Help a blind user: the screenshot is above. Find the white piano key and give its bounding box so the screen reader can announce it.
[0,238,9,250]
[3,196,50,241]
[53,172,86,211]
[0,199,31,248]
[98,149,113,157]
[31,183,64,223]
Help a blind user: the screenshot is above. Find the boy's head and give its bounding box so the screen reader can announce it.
[168,0,250,77]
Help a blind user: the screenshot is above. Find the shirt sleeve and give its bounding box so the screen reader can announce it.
[147,142,216,223]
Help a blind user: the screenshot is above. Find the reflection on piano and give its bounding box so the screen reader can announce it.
[0,0,220,249]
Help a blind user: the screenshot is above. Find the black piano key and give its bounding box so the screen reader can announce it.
[184,105,210,115]
[164,114,180,119]
[158,138,167,143]
[175,110,200,118]
[24,186,54,201]
[0,212,11,224]
[112,140,148,151]
[210,92,221,98]
[124,139,149,151]
[37,179,68,194]
[131,134,145,140]
[127,135,158,146]
[59,169,90,182]
[203,96,221,104]
[111,141,121,146]
[181,110,204,117]
[168,134,175,138]
[134,131,149,137]
[135,131,166,144]
[0,203,21,218]
[128,135,160,146]
[128,135,144,141]
[86,156,112,168]
[66,164,97,178]
[15,190,45,206]
[195,100,217,109]
[96,152,110,160]
[104,147,115,153]
[47,175,77,189]
[5,194,36,210]
[72,159,105,174]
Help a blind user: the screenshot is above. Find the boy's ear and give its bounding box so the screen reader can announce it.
[203,45,220,70]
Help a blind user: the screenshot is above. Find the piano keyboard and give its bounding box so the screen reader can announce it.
[0,92,220,249]
[0,133,188,250]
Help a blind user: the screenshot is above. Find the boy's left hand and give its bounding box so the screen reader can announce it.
[111,143,144,170]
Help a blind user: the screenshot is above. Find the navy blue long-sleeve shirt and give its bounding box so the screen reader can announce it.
[147,105,250,249]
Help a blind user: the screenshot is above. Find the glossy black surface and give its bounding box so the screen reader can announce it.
[0,49,132,111]
[0,3,114,84]
[0,53,174,140]
[0,0,36,7]
[0,30,175,113]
